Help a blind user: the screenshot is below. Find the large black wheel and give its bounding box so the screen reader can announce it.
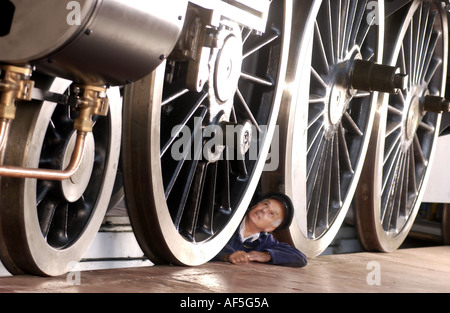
[263,0,384,257]
[122,1,292,265]
[354,0,448,252]
[0,75,121,276]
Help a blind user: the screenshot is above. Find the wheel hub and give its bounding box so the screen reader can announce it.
[326,51,361,131]
[328,79,351,126]
[208,24,243,124]
[61,131,95,202]
[214,34,243,103]
[205,25,246,163]
[404,95,422,142]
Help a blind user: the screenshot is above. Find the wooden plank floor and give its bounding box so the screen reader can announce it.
[0,246,449,293]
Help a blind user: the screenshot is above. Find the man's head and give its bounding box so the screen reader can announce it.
[246,193,294,233]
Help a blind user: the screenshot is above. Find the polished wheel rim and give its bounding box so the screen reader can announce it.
[122,1,292,265]
[0,75,121,276]
[355,0,448,252]
[264,0,384,257]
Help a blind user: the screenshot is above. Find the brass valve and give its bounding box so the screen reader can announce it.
[70,84,109,132]
[0,65,34,120]
[0,69,110,180]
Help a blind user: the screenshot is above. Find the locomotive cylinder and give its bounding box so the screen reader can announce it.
[0,0,188,86]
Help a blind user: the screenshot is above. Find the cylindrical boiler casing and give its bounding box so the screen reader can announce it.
[0,0,188,85]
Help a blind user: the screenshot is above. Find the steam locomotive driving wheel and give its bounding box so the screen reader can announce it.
[122,1,292,265]
[263,0,387,257]
[355,0,448,252]
[0,76,121,276]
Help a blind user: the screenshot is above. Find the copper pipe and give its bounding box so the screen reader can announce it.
[0,131,87,180]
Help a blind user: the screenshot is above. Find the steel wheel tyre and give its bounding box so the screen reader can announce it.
[355,0,448,252]
[122,1,292,265]
[0,75,122,276]
[263,0,384,257]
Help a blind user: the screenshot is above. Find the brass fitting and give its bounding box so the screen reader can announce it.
[0,71,109,181]
[71,84,109,132]
[0,64,34,120]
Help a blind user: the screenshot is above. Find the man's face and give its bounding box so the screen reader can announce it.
[247,198,285,233]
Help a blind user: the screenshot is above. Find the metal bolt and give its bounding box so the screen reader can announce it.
[220,120,254,156]
[72,86,81,97]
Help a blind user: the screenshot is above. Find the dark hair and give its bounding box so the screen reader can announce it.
[263,192,294,230]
